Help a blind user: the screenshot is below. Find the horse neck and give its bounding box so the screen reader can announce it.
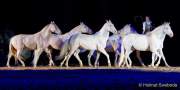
[60,27,82,41]
[107,35,120,48]
[150,26,167,45]
[37,26,51,39]
[159,32,166,43]
[96,25,110,42]
[64,29,80,36]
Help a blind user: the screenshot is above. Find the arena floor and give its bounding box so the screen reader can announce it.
[0,66,180,89]
[0,66,180,72]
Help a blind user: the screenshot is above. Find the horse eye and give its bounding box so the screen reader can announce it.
[51,32,57,35]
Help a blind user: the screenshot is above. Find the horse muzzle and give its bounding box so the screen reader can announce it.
[169,33,174,38]
[114,30,118,34]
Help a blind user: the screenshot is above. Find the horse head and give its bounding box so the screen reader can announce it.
[163,22,174,38]
[118,24,137,38]
[48,21,62,35]
[79,22,93,34]
[105,20,117,34]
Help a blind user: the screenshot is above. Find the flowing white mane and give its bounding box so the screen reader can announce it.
[150,23,168,34]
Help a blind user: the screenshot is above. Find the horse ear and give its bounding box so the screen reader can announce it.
[106,20,109,23]
[164,22,170,25]
[51,21,54,24]
[109,20,112,23]
[117,30,121,34]
[80,22,85,26]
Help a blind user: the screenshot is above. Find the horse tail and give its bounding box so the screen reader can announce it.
[118,41,125,67]
[56,40,69,60]
[56,34,79,60]
[8,39,16,58]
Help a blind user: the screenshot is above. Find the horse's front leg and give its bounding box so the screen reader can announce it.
[33,49,43,67]
[149,53,155,68]
[114,51,120,67]
[60,55,67,67]
[123,49,133,68]
[45,48,54,66]
[65,47,78,67]
[159,49,170,67]
[74,49,83,67]
[124,56,130,68]
[154,51,161,67]
[87,50,94,67]
[149,52,159,68]
[94,51,100,67]
[98,47,111,67]
[118,52,125,67]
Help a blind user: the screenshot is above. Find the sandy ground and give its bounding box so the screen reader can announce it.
[0,66,180,72]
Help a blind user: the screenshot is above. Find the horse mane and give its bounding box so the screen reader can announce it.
[150,23,167,34]
[42,24,49,31]
[70,24,82,32]
[53,23,62,34]
[98,21,109,33]
[123,24,131,30]
[60,23,85,39]
[70,23,91,33]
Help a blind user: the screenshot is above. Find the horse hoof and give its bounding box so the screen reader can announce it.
[155,64,159,67]
[115,64,119,68]
[65,64,69,67]
[142,64,146,67]
[148,64,152,67]
[6,64,9,67]
[49,63,54,67]
[60,63,64,67]
[108,63,111,67]
[48,64,52,67]
[127,66,131,68]
[65,66,69,69]
[89,64,93,67]
[94,65,97,68]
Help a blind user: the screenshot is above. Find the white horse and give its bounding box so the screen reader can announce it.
[51,22,93,61]
[118,22,173,68]
[61,20,117,67]
[87,24,141,67]
[7,21,61,67]
[49,22,92,50]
